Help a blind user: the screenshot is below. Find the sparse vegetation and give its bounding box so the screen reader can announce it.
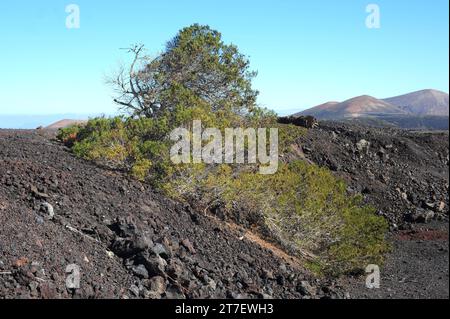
[58,24,389,275]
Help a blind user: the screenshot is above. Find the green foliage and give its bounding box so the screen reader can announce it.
[277,124,307,153]
[57,125,81,147]
[113,24,259,118]
[168,159,389,274]
[131,158,153,181]
[61,111,387,276]
[59,24,389,276]
[69,117,129,168]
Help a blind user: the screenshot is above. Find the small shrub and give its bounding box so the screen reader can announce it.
[131,158,153,181]
[57,125,81,147]
[206,160,389,274]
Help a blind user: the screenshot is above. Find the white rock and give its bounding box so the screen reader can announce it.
[41,202,54,220]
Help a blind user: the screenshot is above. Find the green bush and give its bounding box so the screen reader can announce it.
[57,23,389,275]
[164,158,389,274]
[58,110,388,275]
[57,125,81,147]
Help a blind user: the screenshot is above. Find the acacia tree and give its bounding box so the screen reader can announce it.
[110,24,259,118]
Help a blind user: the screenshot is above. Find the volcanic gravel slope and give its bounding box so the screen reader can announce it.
[297,121,449,226]
[0,125,448,299]
[297,122,449,299]
[0,129,339,299]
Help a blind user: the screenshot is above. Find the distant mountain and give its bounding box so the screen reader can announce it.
[294,89,449,130]
[295,95,406,119]
[0,115,83,129]
[293,101,339,118]
[383,89,449,116]
[0,113,110,129]
[45,119,87,129]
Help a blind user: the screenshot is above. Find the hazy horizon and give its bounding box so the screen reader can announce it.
[0,113,111,129]
[1,88,449,128]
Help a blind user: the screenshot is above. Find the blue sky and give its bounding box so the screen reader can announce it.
[0,0,448,116]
